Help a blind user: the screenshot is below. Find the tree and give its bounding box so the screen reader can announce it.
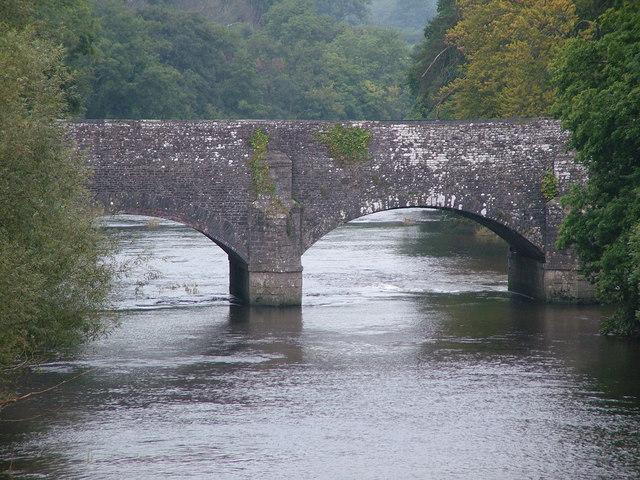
[250,0,410,120]
[553,1,640,336]
[0,26,116,366]
[141,6,262,118]
[313,0,371,24]
[324,26,411,119]
[406,0,462,119]
[0,0,97,114]
[85,1,200,119]
[437,0,577,119]
[370,0,438,43]
[83,0,410,120]
[84,0,190,119]
[249,0,339,118]
[573,0,617,20]
[85,1,263,119]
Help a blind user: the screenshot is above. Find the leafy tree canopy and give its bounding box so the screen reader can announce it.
[1,0,97,113]
[87,0,410,120]
[553,1,640,335]
[314,0,371,24]
[439,0,578,119]
[125,0,371,25]
[85,0,262,119]
[370,0,437,43]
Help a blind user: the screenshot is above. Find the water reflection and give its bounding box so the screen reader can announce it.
[416,292,640,408]
[228,305,302,333]
[226,306,304,365]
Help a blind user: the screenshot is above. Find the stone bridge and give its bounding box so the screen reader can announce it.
[65,119,594,306]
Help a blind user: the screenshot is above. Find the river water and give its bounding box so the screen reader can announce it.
[1,209,639,479]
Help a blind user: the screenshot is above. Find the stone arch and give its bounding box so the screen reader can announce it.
[66,118,594,306]
[300,195,548,301]
[94,192,248,266]
[302,196,544,263]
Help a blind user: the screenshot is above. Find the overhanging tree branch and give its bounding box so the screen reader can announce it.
[0,369,94,409]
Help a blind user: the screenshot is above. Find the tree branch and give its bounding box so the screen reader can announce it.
[0,369,94,407]
[421,46,451,78]
[433,87,459,119]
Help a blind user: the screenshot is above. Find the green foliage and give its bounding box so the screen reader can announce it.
[439,0,578,119]
[324,26,412,119]
[0,26,116,366]
[316,123,373,166]
[0,0,95,56]
[0,0,97,114]
[541,170,559,201]
[406,0,620,120]
[314,0,371,24]
[370,0,437,43]
[553,1,640,336]
[247,128,275,195]
[85,1,262,119]
[122,0,370,25]
[250,127,270,154]
[255,0,411,119]
[574,0,617,21]
[84,0,410,121]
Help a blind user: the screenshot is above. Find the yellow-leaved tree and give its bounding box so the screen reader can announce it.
[439,0,578,119]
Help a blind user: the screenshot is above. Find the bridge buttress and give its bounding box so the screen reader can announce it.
[541,200,597,303]
[229,257,302,307]
[508,250,596,303]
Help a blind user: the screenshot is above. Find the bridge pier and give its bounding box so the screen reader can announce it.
[229,260,302,306]
[68,119,598,307]
[507,250,544,300]
[230,150,303,306]
[508,250,596,303]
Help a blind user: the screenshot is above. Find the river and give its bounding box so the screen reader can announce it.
[1,209,639,479]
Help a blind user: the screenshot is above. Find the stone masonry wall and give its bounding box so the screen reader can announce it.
[64,118,589,303]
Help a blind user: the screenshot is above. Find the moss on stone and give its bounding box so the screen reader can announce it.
[541,169,559,200]
[248,128,275,195]
[315,123,372,167]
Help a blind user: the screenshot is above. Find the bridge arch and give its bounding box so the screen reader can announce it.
[299,193,549,303]
[430,208,543,262]
[94,191,249,266]
[301,197,544,264]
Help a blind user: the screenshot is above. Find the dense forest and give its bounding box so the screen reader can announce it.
[0,0,638,377]
[76,0,426,120]
[407,0,616,119]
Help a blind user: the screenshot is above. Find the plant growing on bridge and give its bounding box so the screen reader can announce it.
[540,169,559,201]
[248,127,275,196]
[315,123,373,167]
